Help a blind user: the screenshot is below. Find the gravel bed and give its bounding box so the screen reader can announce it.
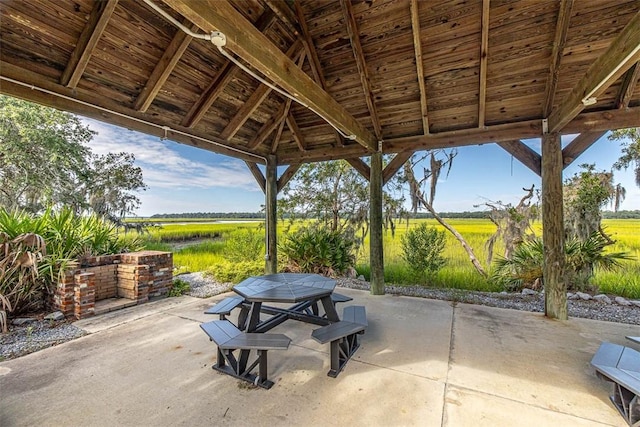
[3,274,639,361]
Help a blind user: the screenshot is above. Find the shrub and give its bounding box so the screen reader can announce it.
[168,279,191,297]
[491,232,633,292]
[279,226,356,276]
[222,229,264,262]
[400,223,447,278]
[206,260,264,283]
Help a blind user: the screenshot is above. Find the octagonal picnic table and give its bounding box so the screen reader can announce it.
[233,273,340,333]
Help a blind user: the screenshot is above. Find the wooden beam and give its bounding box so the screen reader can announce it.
[548,11,640,133]
[383,151,413,185]
[265,155,278,274]
[165,0,377,151]
[264,1,300,37]
[0,63,265,164]
[134,21,197,112]
[341,0,383,140]
[478,0,490,127]
[562,131,606,169]
[543,0,573,117]
[277,164,300,193]
[270,99,292,154]
[220,43,303,140]
[249,101,289,150]
[541,132,567,320]
[410,0,429,134]
[496,140,542,176]
[180,10,277,128]
[616,62,640,109]
[370,151,385,295]
[245,161,266,193]
[294,2,326,90]
[60,0,118,88]
[347,158,371,180]
[286,114,307,152]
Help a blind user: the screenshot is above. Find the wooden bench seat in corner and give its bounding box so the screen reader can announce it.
[591,341,640,426]
[204,296,245,320]
[311,305,367,378]
[200,320,290,389]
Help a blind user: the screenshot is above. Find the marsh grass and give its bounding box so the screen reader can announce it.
[140,218,639,297]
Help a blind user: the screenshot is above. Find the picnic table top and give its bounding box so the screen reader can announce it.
[233,273,336,303]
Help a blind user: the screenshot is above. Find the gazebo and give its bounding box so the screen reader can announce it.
[1,0,639,320]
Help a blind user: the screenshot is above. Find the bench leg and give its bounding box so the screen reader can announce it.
[212,348,276,389]
[327,333,361,378]
[609,381,640,426]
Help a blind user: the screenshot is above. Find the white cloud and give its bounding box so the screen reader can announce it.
[82,118,259,192]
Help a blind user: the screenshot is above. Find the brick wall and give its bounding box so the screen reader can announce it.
[52,251,173,319]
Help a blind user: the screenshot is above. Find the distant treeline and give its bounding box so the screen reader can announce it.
[146,209,640,220]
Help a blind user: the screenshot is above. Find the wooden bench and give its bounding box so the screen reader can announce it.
[201,320,291,389]
[591,342,640,426]
[204,296,244,320]
[311,305,367,377]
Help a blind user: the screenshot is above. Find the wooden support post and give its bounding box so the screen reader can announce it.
[541,133,567,320]
[370,150,384,295]
[265,155,278,274]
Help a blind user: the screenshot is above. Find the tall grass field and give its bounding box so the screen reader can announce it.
[137,218,640,298]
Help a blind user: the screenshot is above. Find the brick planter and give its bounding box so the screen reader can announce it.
[52,251,173,319]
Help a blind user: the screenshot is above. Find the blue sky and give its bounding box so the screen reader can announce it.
[82,118,640,216]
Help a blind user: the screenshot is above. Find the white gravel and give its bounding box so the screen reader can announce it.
[3,274,639,361]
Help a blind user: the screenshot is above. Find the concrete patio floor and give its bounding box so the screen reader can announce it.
[1,288,639,426]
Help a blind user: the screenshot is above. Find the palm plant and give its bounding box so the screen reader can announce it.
[491,232,633,292]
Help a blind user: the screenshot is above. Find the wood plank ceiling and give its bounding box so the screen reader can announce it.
[1,0,639,169]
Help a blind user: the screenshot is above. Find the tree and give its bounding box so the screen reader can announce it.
[0,95,146,221]
[609,128,640,187]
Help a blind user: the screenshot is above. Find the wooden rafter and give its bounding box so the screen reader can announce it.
[496,140,542,176]
[245,161,266,193]
[1,62,263,163]
[548,11,640,133]
[277,164,300,193]
[294,2,326,90]
[264,1,300,37]
[249,101,289,150]
[166,0,377,151]
[134,21,197,112]
[180,10,277,128]
[410,0,429,134]
[478,0,490,127]
[341,0,383,140]
[60,0,118,88]
[270,99,292,154]
[382,151,413,185]
[616,62,640,109]
[562,131,606,169]
[543,0,573,117]
[220,42,303,140]
[286,114,307,152]
[346,158,371,180]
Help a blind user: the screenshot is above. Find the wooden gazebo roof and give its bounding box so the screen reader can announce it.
[1,0,639,173]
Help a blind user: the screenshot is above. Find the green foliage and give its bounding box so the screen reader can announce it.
[279,226,356,276]
[168,279,190,297]
[609,128,640,187]
[0,95,146,221]
[0,208,143,317]
[206,260,264,284]
[400,223,447,278]
[223,229,264,262]
[491,233,633,292]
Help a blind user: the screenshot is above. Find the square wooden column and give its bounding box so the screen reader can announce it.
[370,150,384,294]
[541,132,567,320]
[265,155,278,274]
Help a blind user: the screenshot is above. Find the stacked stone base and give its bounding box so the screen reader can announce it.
[52,251,173,319]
